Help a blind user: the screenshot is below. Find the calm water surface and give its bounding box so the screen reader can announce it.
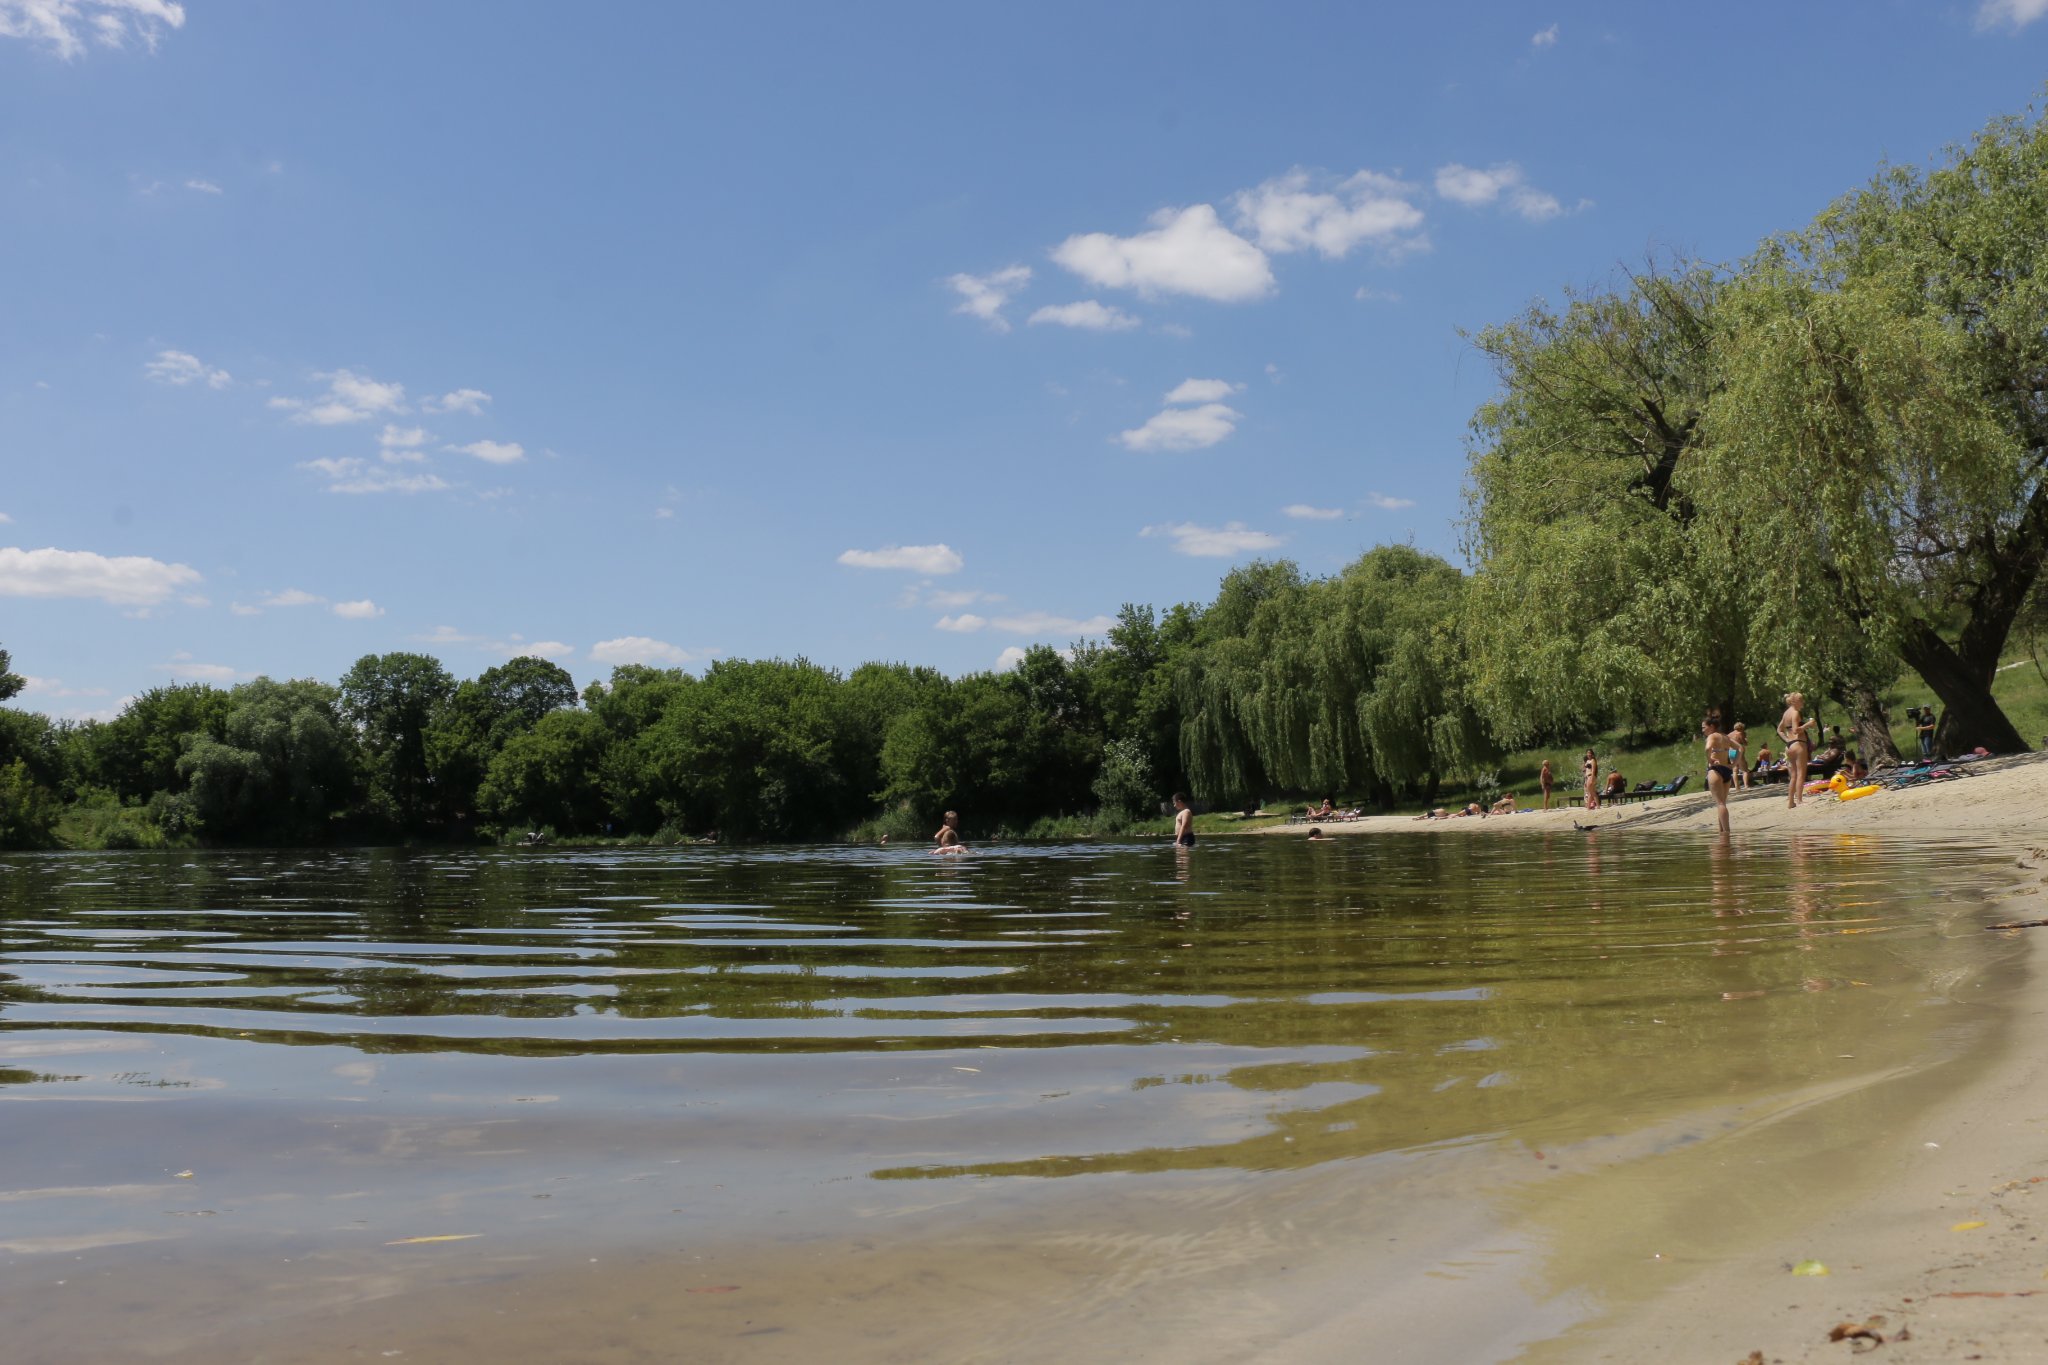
[0,834,2022,1363]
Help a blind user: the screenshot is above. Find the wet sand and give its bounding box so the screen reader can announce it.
[1260,754,2048,1361]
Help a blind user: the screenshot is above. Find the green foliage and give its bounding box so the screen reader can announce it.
[478,709,608,834]
[339,652,455,828]
[178,678,356,842]
[0,645,23,703]
[1090,736,1156,829]
[0,758,60,848]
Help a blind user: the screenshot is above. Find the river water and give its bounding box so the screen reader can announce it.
[0,834,2023,1363]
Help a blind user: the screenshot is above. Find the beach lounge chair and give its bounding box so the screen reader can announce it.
[1614,774,1690,804]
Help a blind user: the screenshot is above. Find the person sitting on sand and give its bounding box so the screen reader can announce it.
[933,810,965,853]
[1603,771,1627,799]
[1490,792,1517,815]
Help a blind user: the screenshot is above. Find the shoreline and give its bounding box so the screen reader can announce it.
[1247,751,2048,845]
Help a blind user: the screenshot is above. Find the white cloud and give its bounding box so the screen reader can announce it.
[229,602,261,617]
[934,613,987,633]
[452,439,525,465]
[1283,504,1343,520]
[1978,0,2048,27]
[520,640,575,660]
[416,625,577,661]
[1119,401,1241,453]
[1231,169,1426,259]
[838,543,964,574]
[183,177,221,194]
[299,457,451,495]
[946,264,1032,332]
[259,588,322,608]
[1531,23,1559,46]
[1141,521,1285,557]
[1027,300,1141,331]
[154,656,239,682]
[0,0,185,59]
[1364,491,1416,510]
[0,545,200,605]
[1433,162,1577,222]
[995,646,1028,672]
[144,349,230,389]
[1355,286,1402,304]
[590,636,697,666]
[0,512,11,523]
[1052,204,1273,302]
[271,369,407,426]
[423,388,491,416]
[991,611,1115,636]
[17,675,110,698]
[1163,377,1241,405]
[331,599,383,619]
[378,425,430,462]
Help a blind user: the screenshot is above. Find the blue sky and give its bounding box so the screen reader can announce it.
[5,1,2048,717]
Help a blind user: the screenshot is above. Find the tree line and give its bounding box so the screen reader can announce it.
[7,98,2048,847]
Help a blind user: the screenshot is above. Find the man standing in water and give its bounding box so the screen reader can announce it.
[1171,793,1195,847]
[933,810,965,854]
[1703,714,1735,837]
[1777,692,1813,809]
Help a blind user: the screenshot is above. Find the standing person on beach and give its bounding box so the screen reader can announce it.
[1539,758,1554,809]
[1581,749,1599,811]
[1171,793,1195,848]
[1777,693,1813,808]
[1729,723,1750,791]
[1703,715,1735,837]
[1915,706,1937,759]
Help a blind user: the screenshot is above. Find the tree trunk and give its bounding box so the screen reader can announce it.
[1835,680,1902,767]
[1897,619,2028,755]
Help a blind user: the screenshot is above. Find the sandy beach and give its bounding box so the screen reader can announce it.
[1264,754,2048,1362]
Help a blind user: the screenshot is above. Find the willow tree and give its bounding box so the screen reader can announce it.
[1461,264,1756,745]
[1784,103,2048,753]
[1176,549,1486,806]
[1699,258,2013,758]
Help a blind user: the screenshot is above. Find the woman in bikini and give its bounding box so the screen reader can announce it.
[1703,714,1735,836]
[1581,748,1599,812]
[1776,692,1813,809]
[1539,758,1554,810]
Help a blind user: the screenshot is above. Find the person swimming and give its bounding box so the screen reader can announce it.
[933,810,966,854]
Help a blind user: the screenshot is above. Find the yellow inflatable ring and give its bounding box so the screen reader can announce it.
[1838,784,1881,801]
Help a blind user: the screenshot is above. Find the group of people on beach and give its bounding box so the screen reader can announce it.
[928,792,1199,854]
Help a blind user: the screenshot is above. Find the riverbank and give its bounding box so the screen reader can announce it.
[1249,751,2048,844]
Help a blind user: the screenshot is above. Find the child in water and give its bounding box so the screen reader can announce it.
[933,810,965,854]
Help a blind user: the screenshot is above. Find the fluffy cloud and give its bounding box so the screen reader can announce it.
[1231,169,1426,259]
[1979,0,2048,26]
[0,545,200,605]
[183,177,221,194]
[838,543,964,574]
[1433,162,1575,222]
[1027,300,1141,331]
[1283,504,1343,520]
[946,264,1032,332]
[260,588,321,608]
[423,388,491,416]
[331,599,384,619]
[145,348,231,389]
[590,635,697,666]
[934,613,986,633]
[0,0,184,58]
[1141,521,1285,557]
[995,646,1028,672]
[1163,377,1242,405]
[1531,23,1559,46]
[452,439,525,465]
[378,425,430,462]
[271,369,408,426]
[1365,492,1416,510]
[1052,204,1273,302]
[17,675,110,698]
[300,457,451,495]
[1119,402,1241,453]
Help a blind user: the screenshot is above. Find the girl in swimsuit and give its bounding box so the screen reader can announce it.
[1703,715,1734,836]
[1581,749,1599,812]
[1777,693,1812,809]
